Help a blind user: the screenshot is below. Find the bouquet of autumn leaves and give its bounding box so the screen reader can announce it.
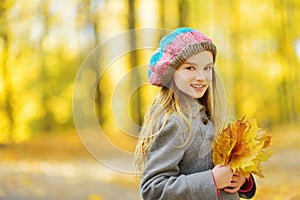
[212,117,272,178]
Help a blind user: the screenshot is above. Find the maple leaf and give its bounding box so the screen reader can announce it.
[212,117,272,178]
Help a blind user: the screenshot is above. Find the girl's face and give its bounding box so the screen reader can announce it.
[173,51,214,99]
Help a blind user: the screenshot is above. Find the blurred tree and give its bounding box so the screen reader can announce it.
[37,0,56,131]
[76,0,104,124]
[275,0,297,123]
[0,0,299,145]
[89,1,104,126]
[178,0,188,27]
[228,0,243,119]
[128,0,143,127]
[159,0,166,28]
[231,0,245,117]
[0,0,15,143]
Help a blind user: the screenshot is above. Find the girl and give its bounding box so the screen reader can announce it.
[135,27,256,199]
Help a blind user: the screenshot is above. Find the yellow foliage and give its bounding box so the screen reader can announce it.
[212,117,272,178]
[88,194,104,200]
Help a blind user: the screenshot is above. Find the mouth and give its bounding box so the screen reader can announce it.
[191,84,206,89]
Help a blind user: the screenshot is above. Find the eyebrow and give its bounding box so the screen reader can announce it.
[182,61,214,67]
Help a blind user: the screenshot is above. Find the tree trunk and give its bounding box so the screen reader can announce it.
[229,0,243,118]
[178,0,188,27]
[276,0,297,123]
[0,2,14,143]
[128,0,142,127]
[38,2,55,131]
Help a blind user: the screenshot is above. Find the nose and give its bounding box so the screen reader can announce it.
[195,69,205,81]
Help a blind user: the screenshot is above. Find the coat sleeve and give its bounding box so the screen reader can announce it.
[140,117,219,200]
[238,174,256,199]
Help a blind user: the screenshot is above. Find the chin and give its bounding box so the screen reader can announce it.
[193,92,205,99]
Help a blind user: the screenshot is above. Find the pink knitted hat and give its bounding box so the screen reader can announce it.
[148,27,217,87]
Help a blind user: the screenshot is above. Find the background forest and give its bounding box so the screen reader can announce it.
[0,0,300,199]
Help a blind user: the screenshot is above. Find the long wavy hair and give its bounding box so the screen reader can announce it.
[134,67,225,178]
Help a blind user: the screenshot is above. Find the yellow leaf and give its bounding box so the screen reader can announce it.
[212,117,272,178]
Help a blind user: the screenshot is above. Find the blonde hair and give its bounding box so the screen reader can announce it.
[134,67,225,178]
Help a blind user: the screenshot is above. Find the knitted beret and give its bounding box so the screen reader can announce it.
[148,27,217,87]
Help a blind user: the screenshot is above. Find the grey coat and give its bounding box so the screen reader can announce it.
[140,99,256,200]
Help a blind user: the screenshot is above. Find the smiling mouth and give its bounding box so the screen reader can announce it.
[191,84,206,89]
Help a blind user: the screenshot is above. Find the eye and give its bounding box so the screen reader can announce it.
[185,66,195,70]
[204,65,214,71]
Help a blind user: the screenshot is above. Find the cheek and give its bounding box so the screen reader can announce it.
[174,72,189,83]
[205,71,213,81]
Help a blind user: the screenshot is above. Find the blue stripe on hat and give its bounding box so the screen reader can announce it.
[149,50,161,66]
[148,67,153,78]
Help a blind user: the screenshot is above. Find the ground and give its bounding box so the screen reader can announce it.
[0,131,140,200]
[0,125,299,200]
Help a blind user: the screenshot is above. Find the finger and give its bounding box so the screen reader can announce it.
[231,175,239,181]
[232,174,244,182]
[232,173,241,178]
[224,187,239,194]
[228,182,239,188]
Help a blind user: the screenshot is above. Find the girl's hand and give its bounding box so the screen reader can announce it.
[212,164,233,189]
[224,173,246,193]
